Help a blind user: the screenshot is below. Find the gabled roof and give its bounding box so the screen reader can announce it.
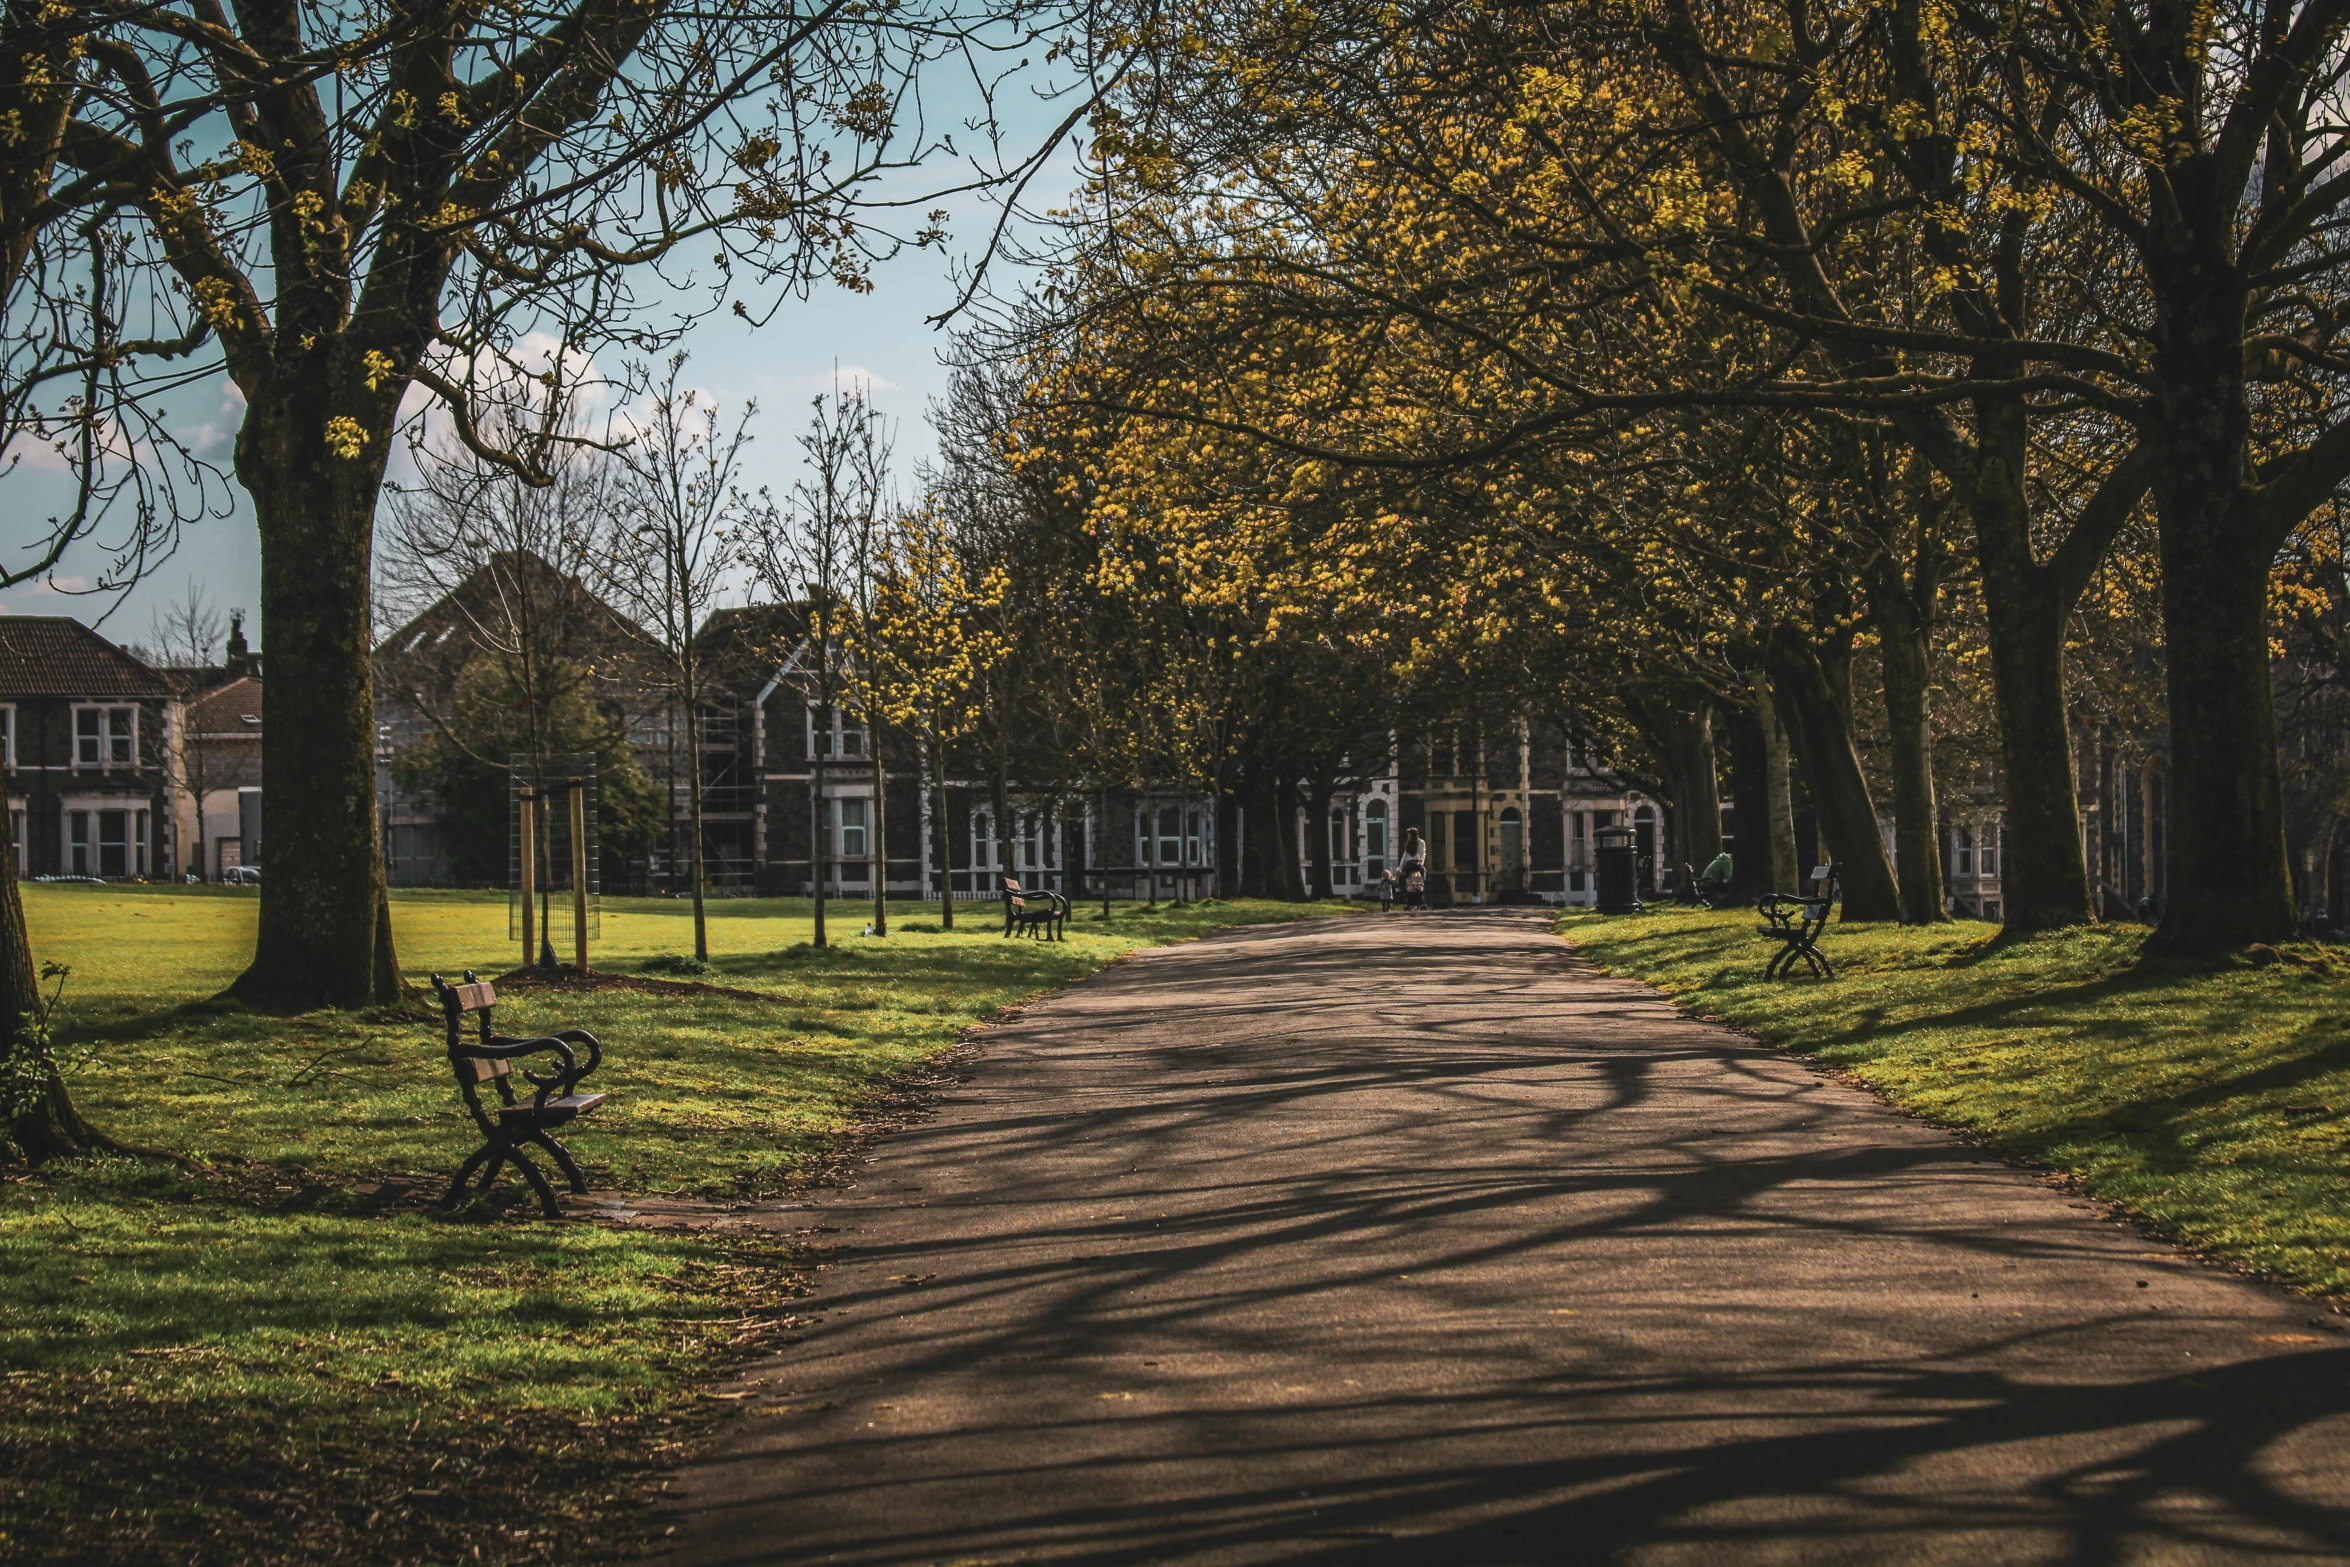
[374,550,660,682]
[0,617,175,699]
[187,675,262,736]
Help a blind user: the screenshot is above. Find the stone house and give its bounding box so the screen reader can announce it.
[0,617,178,879]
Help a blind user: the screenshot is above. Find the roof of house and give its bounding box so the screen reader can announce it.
[0,617,176,699]
[187,675,262,736]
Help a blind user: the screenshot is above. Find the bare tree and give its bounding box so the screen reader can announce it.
[141,582,226,673]
[593,357,750,963]
[379,394,627,771]
[746,382,891,948]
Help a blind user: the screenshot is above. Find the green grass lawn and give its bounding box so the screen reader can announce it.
[2,884,1351,1566]
[1561,906,2350,1299]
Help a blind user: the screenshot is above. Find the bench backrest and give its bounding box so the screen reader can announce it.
[432,972,509,1078]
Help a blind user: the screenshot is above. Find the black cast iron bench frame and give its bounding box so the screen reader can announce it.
[1759,866,1840,980]
[1002,876,1069,940]
[433,971,607,1218]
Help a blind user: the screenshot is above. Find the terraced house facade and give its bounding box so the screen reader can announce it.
[0,618,177,880]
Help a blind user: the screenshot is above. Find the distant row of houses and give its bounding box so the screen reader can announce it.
[0,559,2024,913]
[364,560,1673,906]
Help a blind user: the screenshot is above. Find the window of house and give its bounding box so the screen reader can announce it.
[836,797,869,861]
[1955,824,1975,876]
[0,706,15,768]
[1157,805,1180,867]
[135,810,148,877]
[1427,810,1449,870]
[1980,832,1998,878]
[75,706,135,766]
[971,809,994,873]
[67,811,90,875]
[1330,809,1346,869]
[805,706,866,758]
[1366,800,1388,865]
[1186,809,1204,866]
[9,807,22,875]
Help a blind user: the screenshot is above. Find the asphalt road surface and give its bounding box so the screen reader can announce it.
[658,909,2350,1566]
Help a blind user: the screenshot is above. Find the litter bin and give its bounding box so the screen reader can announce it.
[1594,824,1642,914]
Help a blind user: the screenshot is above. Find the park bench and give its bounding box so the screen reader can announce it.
[1682,860,1733,910]
[1759,865,1840,980]
[1002,876,1069,941]
[432,971,606,1218]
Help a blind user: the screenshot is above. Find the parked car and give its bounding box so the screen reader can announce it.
[228,866,260,886]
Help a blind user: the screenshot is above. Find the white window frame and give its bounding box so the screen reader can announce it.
[971,808,995,874]
[805,704,867,759]
[835,796,869,861]
[72,703,137,768]
[0,705,15,769]
[1366,800,1389,864]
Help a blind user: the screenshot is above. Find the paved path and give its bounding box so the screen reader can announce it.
[660,910,2350,1565]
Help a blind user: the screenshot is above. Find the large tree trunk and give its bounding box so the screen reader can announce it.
[1970,395,2097,931]
[1307,781,1335,899]
[1766,627,1901,921]
[1275,773,1306,900]
[1746,668,1801,894]
[2146,359,2297,949]
[1863,559,1950,926]
[0,803,98,1161]
[1217,777,1239,899]
[1239,761,1270,896]
[231,403,402,1008]
[991,753,1011,897]
[1099,785,1114,918]
[1723,704,1773,902]
[1876,623,1947,924]
[1631,687,1722,889]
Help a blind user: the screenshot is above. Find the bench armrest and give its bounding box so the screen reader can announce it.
[470,1032,597,1106]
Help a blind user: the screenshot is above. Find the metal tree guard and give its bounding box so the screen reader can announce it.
[510,753,600,974]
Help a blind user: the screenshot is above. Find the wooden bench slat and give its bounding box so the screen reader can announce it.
[447,981,496,1012]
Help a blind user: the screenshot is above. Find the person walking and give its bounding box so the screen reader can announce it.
[1398,827,1428,913]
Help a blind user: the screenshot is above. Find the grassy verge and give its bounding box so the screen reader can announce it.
[3,886,1351,1565]
[1560,906,2350,1300]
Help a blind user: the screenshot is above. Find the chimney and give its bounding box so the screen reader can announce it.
[225,609,261,679]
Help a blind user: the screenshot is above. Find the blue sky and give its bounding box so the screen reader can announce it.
[1,70,1083,654]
